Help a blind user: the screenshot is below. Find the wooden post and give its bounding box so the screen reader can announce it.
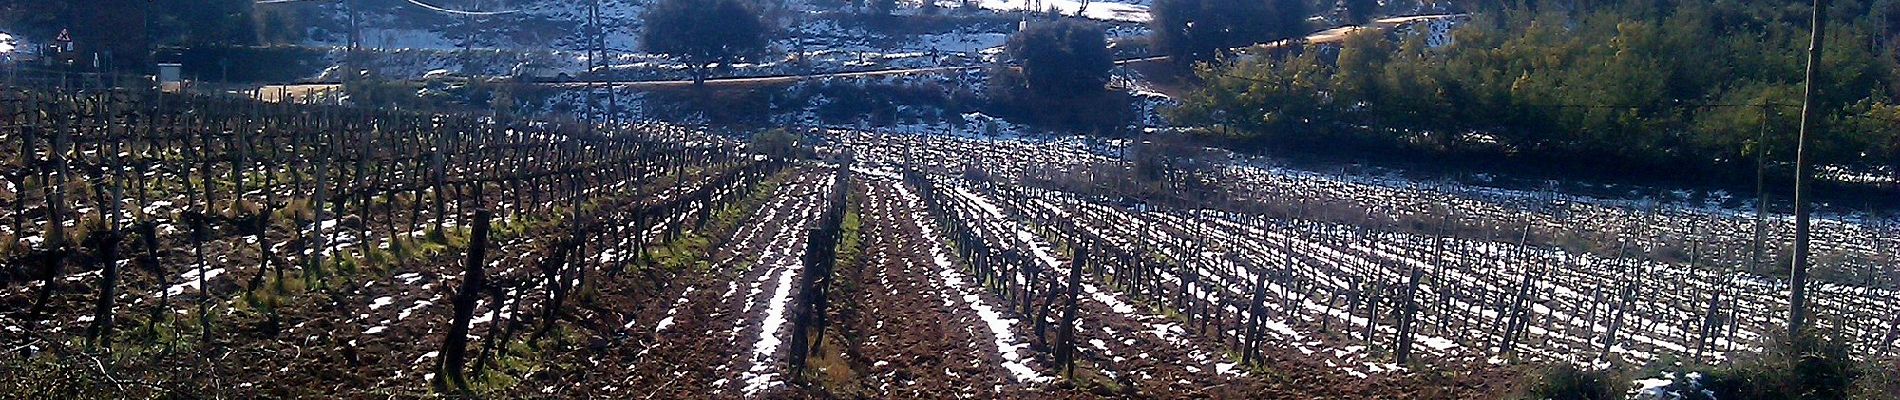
[1056,245,1085,378]
[438,209,492,393]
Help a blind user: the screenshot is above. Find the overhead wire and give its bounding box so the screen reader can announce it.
[254,0,524,16]
[400,0,523,16]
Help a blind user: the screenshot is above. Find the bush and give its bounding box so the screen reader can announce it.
[644,89,773,125]
[341,79,426,110]
[174,46,328,83]
[1522,364,1618,400]
[1701,331,1863,400]
[750,128,807,160]
[1854,359,1900,399]
[983,67,1135,133]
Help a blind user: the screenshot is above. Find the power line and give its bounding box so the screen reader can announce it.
[401,0,522,16]
[255,0,524,16]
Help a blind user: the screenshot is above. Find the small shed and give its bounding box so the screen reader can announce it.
[157,63,183,92]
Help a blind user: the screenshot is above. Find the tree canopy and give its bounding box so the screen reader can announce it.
[1342,0,1378,25]
[1006,20,1113,96]
[985,19,1129,132]
[1150,0,1310,65]
[1,0,263,65]
[1172,1,1900,182]
[641,0,770,82]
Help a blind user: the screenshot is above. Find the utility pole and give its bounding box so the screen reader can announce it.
[347,0,362,79]
[1788,0,1828,337]
[586,0,602,125]
[1752,102,1769,276]
[793,13,806,67]
[596,0,616,125]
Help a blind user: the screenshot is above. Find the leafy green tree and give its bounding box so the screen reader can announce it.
[1005,20,1113,96]
[1879,0,1900,45]
[1168,49,1330,141]
[642,0,770,84]
[1332,30,1389,116]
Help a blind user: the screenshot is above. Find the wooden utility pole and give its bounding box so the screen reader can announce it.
[1788,0,1828,337]
[1752,102,1770,275]
[347,0,362,76]
[594,0,617,125]
[586,0,603,125]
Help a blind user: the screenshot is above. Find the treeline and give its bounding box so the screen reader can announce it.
[1,0,306,65]
[1172,0,1900,183]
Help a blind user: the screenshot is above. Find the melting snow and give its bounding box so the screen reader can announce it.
[975,0,1151,22]
[165,267,226,297]
[369,296,395,310]
[652,287,693,333]
[900,182,1050,384]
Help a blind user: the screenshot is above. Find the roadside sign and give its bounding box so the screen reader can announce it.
[55,29,73,52]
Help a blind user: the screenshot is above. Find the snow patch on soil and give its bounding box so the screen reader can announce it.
[898,181,1050,384]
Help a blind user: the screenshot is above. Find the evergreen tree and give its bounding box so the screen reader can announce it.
[1006,20,1113,96]
[1172,2,1900,178]
[1343,0,1379,25]
[1151,0,1310,65]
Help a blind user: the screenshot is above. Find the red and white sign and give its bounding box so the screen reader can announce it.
[55,29,73,51]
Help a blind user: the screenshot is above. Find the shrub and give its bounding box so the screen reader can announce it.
[1701,331,1863,400]
[1853,359,1900,399]
[983,67,1135,133]
[750,128,807,160]
[1522,364,1618,400]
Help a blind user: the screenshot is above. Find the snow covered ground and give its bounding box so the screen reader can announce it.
[823,127,1900,374]
[894,180,1050,384]
[293,0,1151,81]
[975,0,1151,22]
